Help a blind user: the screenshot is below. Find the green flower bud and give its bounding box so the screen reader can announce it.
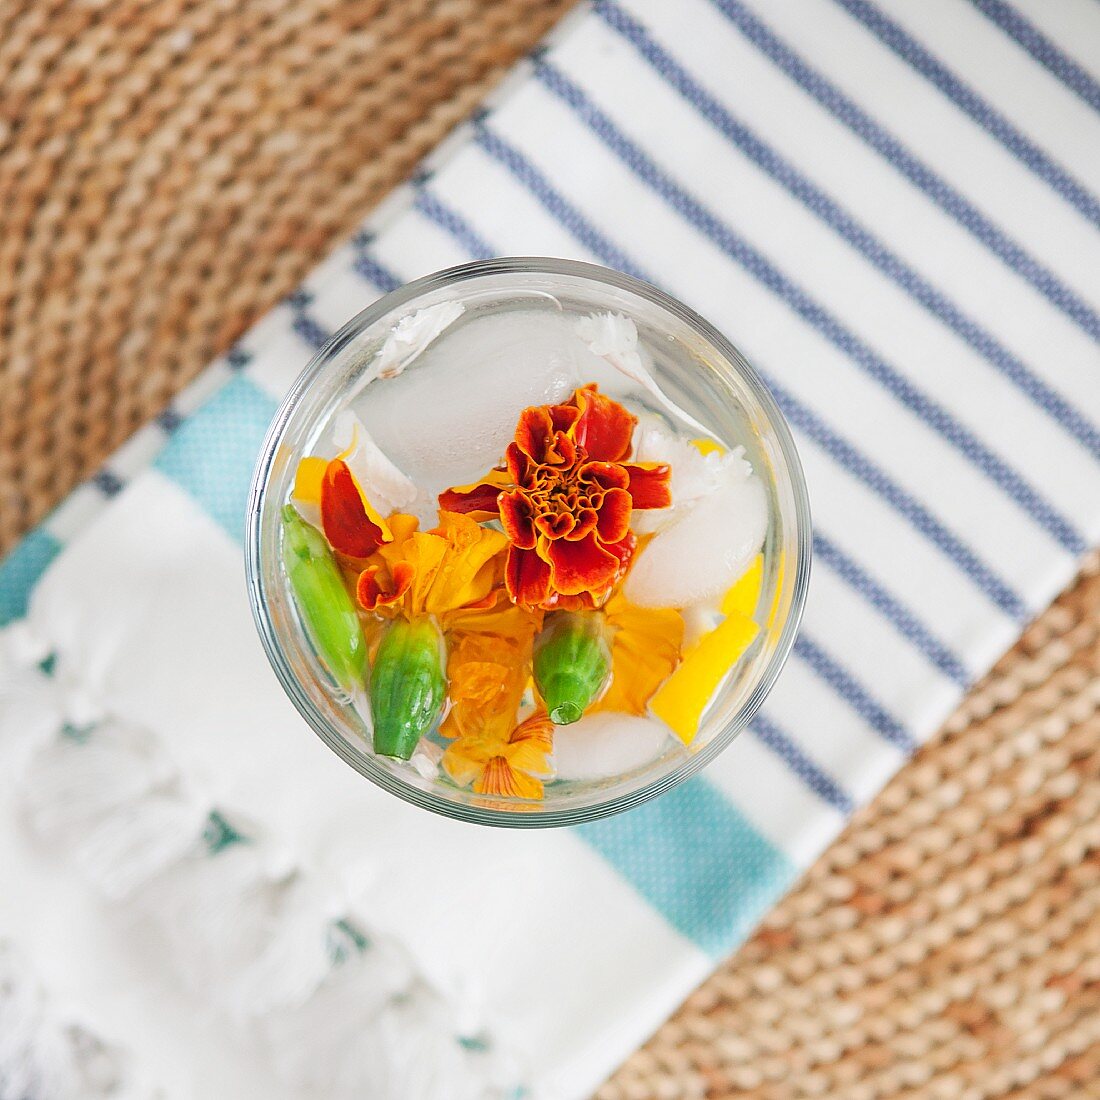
[370,616,446,760]
[281,504,368,692]
[533,611,611,725]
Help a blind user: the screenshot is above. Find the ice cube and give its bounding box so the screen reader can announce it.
[374,301,465,380]
[632,418,752,533]
[576,312,711,436]
[552,712,672,780]
[624,474,768,608]
[352,311,610,497]
[409,740,442,780]
[330,410,427,519]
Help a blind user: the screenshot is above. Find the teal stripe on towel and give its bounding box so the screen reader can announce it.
[154,376,278,543]
[579,776,795,956]
[0,528,62,626]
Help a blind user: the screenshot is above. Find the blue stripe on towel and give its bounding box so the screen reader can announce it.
[351,249,403,294]
[0,528,62,626]
[833,0,1100,228]
[594,0,1100,463]
[765,378,1028,623]
[413,191,496,261]
[970,0,1100,114]
[532,60,1086,555]
[153,375,279,543]
[707,0,1100,341]
[464,129,1030,622]
[749,715,855,814]
[812,532,971,688]
[579,776,796,955]
[793,635,916,752]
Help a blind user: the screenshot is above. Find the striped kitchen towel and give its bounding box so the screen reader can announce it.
[2,1,1099,1097]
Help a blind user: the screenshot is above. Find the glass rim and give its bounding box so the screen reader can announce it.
[245,256,813,828]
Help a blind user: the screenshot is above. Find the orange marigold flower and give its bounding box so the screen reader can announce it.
[440,385,671,610]
[442,712,555,799]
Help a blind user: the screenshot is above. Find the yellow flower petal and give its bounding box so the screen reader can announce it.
[441,738,491,787]
[691,438,725,457]
[720,554,764,618]
[442,712,553,800]
[597,593,684,715]
[441,604,540,742]
[650,611,759,745]
[475,757,544,799]
[403,532,449,612]
[293,456,328,505]
[423,513,509,615]
[353,481,393,544]
[386,512,420,544]
[362,509,512,622]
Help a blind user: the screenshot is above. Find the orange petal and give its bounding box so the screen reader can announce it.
[564,507,598,542]
[321,459,391,557]
[543,430,578,469]
[356,561,415,610]
[545,531,619,596]
[505,442,535,487]
[579,459,630,491]
[499,490,539,549]
[595,486,633,544]
[437,472,508,519]
[548,402,582,436]
[535,511,576,540]
[623,462,672,510]
[475,756,544,799]
[514,406,554,462]
[505,544,553,608]
[604,531,637,577]
[572,385,636,462]
[546,590,601,612]
[386,512,420,544]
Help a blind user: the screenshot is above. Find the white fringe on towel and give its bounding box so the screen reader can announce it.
[0,623,523,1099]
[0,941,130,1100]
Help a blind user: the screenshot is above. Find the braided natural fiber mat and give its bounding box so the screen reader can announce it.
[4,4,1100,1098]
[0,0,577,552]
[599,552,1100,1100]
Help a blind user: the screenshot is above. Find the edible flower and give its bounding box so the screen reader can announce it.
[441,385,672,610]
[321,459,394,558]
[441,602,541,743]
[720,554,763,619]
[649,610,759,744]
[442,712,555,799]
[596,592,684,715]
[356,510,508,620]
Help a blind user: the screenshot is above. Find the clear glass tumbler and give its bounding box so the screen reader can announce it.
[245,258,811,826]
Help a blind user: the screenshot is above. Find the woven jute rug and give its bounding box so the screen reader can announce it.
[3,3,1099,1098]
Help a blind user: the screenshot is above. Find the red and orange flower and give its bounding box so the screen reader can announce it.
[440,385,671,610]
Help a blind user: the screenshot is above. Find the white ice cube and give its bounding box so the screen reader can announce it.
[552,712,672,780]
[624,474,768,608]
[352,311,611,497]
[632,417,752,533]
[330,410,426,518]
[577,312,711,436]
